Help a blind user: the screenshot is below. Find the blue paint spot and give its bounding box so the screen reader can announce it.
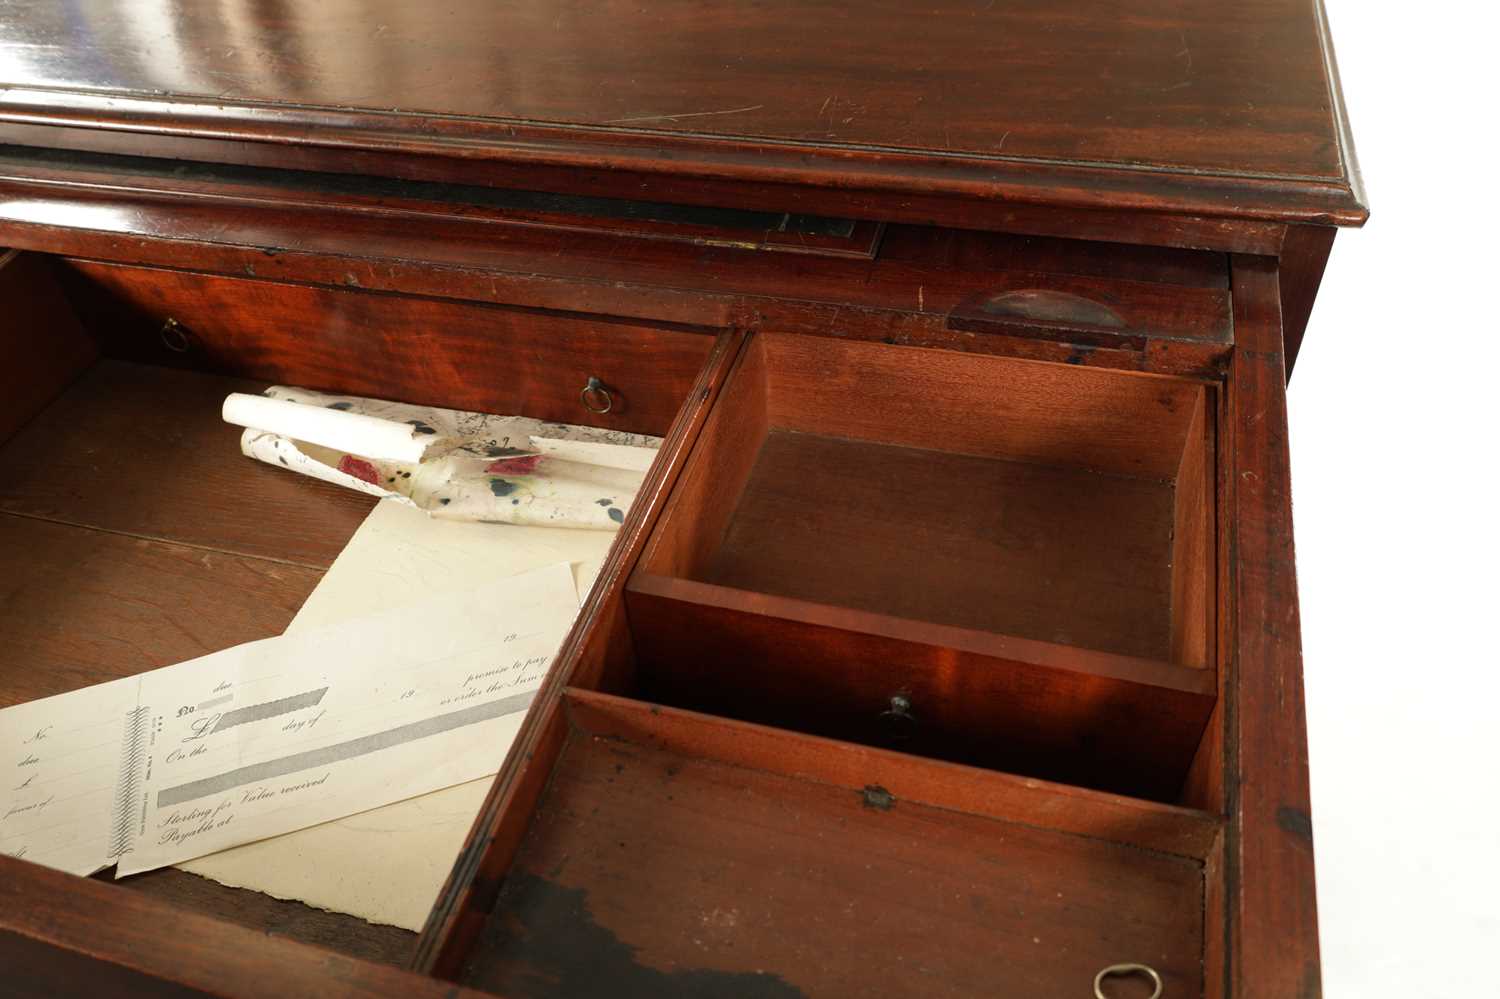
[490,479,517,497]
[608,507,624,524]
[326,401,354,410]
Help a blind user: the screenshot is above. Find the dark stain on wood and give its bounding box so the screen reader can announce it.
[1276,805,1314,844]
[466,871,807,998]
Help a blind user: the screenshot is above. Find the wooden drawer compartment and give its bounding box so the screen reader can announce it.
[624,332,1216,799]
[0,249,718,964]
[455,687,1218,998]
[55,259,712,437]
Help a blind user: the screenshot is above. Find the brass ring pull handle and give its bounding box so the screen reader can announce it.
[878,693,917,742]
[159,317,190,353]
[1093,963,1162,999]
[580,376,614,414]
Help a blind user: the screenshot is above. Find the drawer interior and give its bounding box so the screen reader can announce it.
[0,250,715,962]
[439,327,1228,995]
[463,690,1208,999]
[4,245,1230,997]
[624,332,1216,799]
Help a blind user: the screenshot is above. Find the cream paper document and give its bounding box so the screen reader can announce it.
[177,499,618,928]
[1,558,579,882]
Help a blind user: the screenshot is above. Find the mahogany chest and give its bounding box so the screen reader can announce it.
[0,2,1364,996]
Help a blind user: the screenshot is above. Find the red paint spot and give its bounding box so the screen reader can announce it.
[485,454,543,475]
[337,455,381,485]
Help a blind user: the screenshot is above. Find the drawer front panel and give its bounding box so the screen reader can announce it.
[57,260,716,437]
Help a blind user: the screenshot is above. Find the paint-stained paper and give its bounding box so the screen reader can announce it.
[237,387,660,530]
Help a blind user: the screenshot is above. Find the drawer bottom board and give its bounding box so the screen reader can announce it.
[462,725,1204,998]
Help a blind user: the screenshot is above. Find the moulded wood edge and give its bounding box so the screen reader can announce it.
[0,857,486,999]
[561,686,1223,860]
[625,570,1218,698]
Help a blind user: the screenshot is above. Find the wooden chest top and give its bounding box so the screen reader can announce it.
[0,0,1365,227]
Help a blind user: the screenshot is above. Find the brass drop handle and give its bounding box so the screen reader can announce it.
[878,693,916,742]
[1093,963,1162,998]
[580,375,614,414]
[159,317,191,353]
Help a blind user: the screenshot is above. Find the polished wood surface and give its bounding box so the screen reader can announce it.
[0,0,1365,229]
[58,260,715,439]
[626,573,1215,799]
[0,0,1358,983]
[0,147,1238,367]
[1220,256,1321,997]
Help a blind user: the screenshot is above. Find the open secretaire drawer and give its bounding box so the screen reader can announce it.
[1,241,1310,999]
[629,332,1216,800]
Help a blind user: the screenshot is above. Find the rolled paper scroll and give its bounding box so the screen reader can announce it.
[225,387,661,530]
[222,393,435,463]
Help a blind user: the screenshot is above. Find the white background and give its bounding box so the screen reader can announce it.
[1292,3,1497,995]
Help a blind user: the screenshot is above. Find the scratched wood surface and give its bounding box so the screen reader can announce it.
[461,726,1203,998]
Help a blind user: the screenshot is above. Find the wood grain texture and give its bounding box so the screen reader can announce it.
[0,146,881,259]
[1170,395,1216,669]
[460,725,1204,998]
[0,150,1287,264]
[59,260,714,439]
[0,515,322,707]
[1278,224,1339,379]
[0,360,374,567]
[703,431,1180,662]
[0,857,482,999]
[758,333,1208,480]
[1219,256,1321,997]
[0,145,1246,379]
[413,332,748,977]
[636,337,769,580]
[564,688,1223,859]
[626,574,1214,801]
[0,248,97,445]
[104,869,415,968]
[0,0,1365,229]
[639,333,1215,664]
